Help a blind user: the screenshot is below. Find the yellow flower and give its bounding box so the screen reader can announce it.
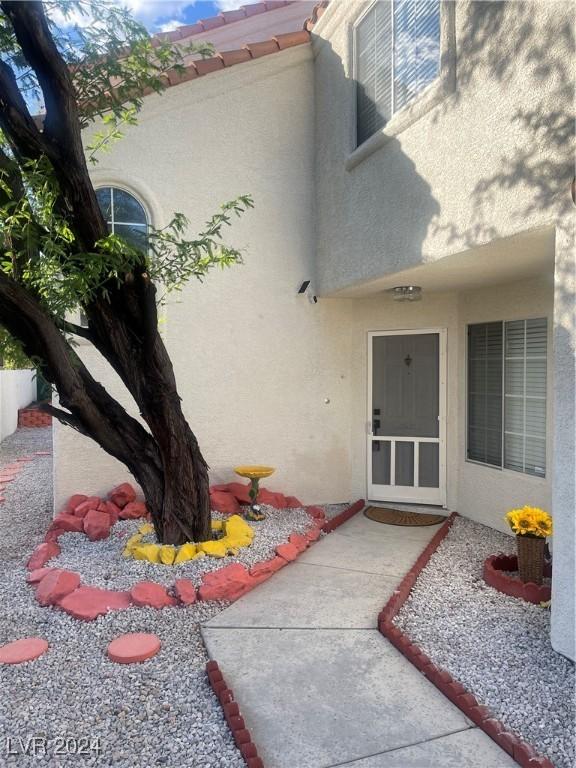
[505,506,552,538]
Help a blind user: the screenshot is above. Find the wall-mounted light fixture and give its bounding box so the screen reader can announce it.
[298,280,317,304]
[392,285,422,302]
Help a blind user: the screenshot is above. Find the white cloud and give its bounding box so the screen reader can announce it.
[159,18,186,32]
[124,1,192,24]
[214,0,260,11]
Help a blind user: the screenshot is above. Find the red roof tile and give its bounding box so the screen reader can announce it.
[149,2,328,95]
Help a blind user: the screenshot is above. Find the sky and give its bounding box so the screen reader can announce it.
[122,0,260,33]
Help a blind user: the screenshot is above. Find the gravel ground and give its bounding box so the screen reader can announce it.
[0,428,244,768]
[321,502,350,521]
[51,505,317,590]
[395,516,575,768]
[0,427,53,563]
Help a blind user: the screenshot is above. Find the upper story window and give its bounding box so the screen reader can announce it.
[95,186,148,249]
[355,0,441,146]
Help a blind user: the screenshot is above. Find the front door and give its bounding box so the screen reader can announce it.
[368,329,446,505]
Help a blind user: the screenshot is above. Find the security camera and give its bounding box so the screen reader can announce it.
[298,280,318,304]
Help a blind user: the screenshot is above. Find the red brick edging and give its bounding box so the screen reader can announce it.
[0,452,50,504]
[321,499,366,533]
[206,660,264,768]
[483,554,552,605]
[377,512,555,768]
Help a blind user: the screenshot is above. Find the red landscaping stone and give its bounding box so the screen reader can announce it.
[131,581,177,608]
[44,528,65,542]
[210,490,241,515]
[74,496,101,516]
[212,482,252,505]
[289,533,308,553]
[284,495,303,507]
[513,742,539,767]
[107,632,161,664]
[258,488,288,508]
[249,557,286,579]
[83,509,112,541]
[119,501,148,520]
[275,542,299,562]
[58,587,132,620]
[104,501,121,525]
[26,568,54,585]
[198,564,253,602]
[36,570,80,606]
[174,579,197,605]
[305,526,321,543]
[109,482,136,509]
[65,494,87,513]
[233,728,251,747]
[51,513,84,534]
[27,541,60,570]
[0,637,49,664]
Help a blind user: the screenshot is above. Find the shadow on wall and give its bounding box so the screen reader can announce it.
[314,38,440,284]
[431,0,575,247]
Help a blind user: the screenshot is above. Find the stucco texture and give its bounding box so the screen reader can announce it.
[55,47,355,509]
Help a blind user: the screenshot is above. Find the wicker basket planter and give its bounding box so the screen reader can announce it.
[516,534,546,585]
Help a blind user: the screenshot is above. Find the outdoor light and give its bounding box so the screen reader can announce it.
[298,280,318,304]
[392,285,422,302]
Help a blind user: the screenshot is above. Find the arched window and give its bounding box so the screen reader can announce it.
[95,186,148,249]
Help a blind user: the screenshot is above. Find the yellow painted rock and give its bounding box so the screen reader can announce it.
[174,542,197,564]
[123,533,143,557]
[138,522,154,535]
[198,539,228,558]
[159,545,176,565]
[211,520,224,531]
[132,543,161,563]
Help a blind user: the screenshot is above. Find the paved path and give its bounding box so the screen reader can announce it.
[202,510,516,768]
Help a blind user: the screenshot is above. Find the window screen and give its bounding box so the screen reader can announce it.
[467,319,547,477]
[355,0,441,146]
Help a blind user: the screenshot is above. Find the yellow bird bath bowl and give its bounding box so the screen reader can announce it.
[234,465,276,521]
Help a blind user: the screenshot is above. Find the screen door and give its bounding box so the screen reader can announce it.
[368,329,446,505]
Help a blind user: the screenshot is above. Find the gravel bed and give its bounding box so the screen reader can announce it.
[321,502,350,521]
[395,516,575,768]
[0,428,244,767]
[51,505,316,590]
[0,427,53,563]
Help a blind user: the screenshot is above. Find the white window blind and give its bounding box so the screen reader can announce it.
[504,319,547,477]
[467,319,547,478]
[355,0,441,146]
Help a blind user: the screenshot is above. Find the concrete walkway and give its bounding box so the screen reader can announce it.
[202,509,517,768]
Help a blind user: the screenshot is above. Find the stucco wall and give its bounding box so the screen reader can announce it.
[0,369,36,442]
[54,46,355,510]
[312,0,574,295]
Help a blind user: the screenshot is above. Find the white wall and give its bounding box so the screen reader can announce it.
[54,46,355,510]
[312,0,573,295]
[0,369,36,442]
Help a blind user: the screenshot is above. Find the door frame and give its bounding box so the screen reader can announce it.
[367,328,447,507]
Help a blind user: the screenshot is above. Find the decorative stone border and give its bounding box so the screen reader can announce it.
[26,484,365,621]
[377,513,555,768]
[483,554,552,605]
[206,660,264,768]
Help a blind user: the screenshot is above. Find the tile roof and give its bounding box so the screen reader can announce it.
[151,1,329,94]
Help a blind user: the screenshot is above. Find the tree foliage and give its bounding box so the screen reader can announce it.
[0,0,253,544]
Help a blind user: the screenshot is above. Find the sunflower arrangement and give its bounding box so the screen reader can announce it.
[505,506,552,538]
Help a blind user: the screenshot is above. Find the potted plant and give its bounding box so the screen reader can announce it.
[505,506,553,585]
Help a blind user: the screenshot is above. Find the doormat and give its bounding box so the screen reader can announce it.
[364,507,446,527]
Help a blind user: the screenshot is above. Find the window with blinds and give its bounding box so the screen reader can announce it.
[355,0,441,146]
[467,319,548,477]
